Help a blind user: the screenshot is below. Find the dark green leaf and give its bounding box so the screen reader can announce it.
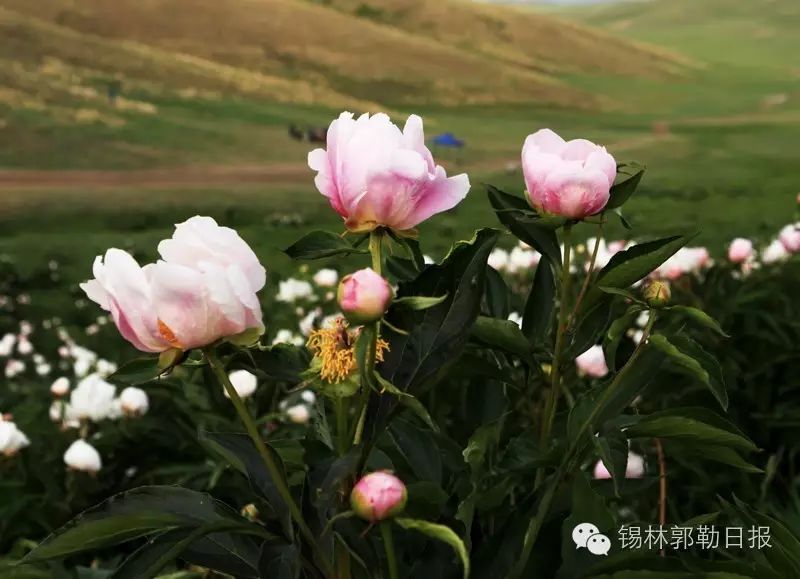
[648,334,711,388]
[522,258,556,345]
[257,541,301,579]
[395,518,470,579]
[470,316,531,360]
[484,266,511,320]
[626,415,758,453]
[245,344,311,382]
[667,335,728,410]
[283,230,367,260]
[393,294,448,311]
[486,186,562,267]
[668,306,729,337]
[108,358,163,387]
[591,428,629,497]
[606,162,645,210]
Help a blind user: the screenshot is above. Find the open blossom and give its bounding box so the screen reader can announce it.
[67,374,117,422]
[522,129,616,219]
[575,345,609,378]
[762,239,790,264]
[276,279,314,303]
[593,452,645,480]
[120,387,149,416]
[80,216,266,353]
[728,238,755,264]
[64,439,102,473]
[351,471,407,522]
[655,247,711,280]
[313,268,339,288]
[225,369,258,400]
[308,112,470,232]
[779,223,800,253]
[0,420,30,456]
[0,333,15,357]
[338,268,393,325]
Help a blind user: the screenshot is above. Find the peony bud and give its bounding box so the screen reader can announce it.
[120,387,149,416]
[50,377,70,397]
[522,129,616,219]
[64,439,102,473]
[225,369,258,400]
[337,268,393,325]
[728,238,754,264]
[575,345,609,378]
[644,281,671,307]
[350,471,407,522]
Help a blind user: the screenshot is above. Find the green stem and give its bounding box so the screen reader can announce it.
[381,523,399,579]
[513,312,658,577]
[335,397,349,457]
[570,222,604,330]
[539,223,574,446]
[205,349,334,579]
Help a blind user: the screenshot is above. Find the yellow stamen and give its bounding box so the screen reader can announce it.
[307,318,388,383]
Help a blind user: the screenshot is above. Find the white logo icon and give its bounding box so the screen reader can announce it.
[572,522,611,556]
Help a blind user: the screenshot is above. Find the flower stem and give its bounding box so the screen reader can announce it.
[539,223,574,446]
[381,522,399,579]
[570,222,603,330]
[204,349,334,579]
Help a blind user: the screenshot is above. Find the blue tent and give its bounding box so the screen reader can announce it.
[430,132,465,148]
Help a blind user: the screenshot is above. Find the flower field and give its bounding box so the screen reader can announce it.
[1,107,800,579]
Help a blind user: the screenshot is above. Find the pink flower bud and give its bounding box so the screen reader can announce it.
[337,268,392,325]
[522,129,616,219]
[308,112,470,232]
[350,471,407,522]
[728,238,754,264]
[575,345,609,378]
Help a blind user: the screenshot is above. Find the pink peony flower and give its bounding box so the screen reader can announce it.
[575,345,609,378]
[337,268,393,325]
[728,238,754,264]
[350,471,407,522]
[308,112,470,232]
[522,129,616,219]
[80,217,265,353]
[593,452,645,480]
[779,223,800,253]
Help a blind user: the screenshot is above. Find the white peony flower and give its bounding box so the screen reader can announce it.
[286,404,310,424]
[120,387,149,416]
[68,373,117,422]
[313,268,339,288]
[0,420,30,456]
[225,369,258,400]
[276,279,314,303]
[64,439,102,473]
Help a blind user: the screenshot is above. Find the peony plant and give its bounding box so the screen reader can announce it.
[17,112,794,579]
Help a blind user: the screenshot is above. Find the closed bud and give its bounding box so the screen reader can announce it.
[644,281,670,307]
[337,268,393,325]
[350,471,407,522]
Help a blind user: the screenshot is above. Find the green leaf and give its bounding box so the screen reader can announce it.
[668,306,729,337]
[22,487,253,564]
[603,307,642,372]
[245,344,311,383]
[381,229,500,394]
[648,334,711,387]
[626,415,758,453]
[606,162,645,210]
[387,231,426,271]
[486,186,562,268]
[667,334,728,410]
[597,286,643,303]
[374,372,438,432]
[581,234,695,315]
[198,432,292,538]
[484,266,511,320]
[568,345,665,444]
[257,541,301,579]
[393,294,448,311]
[283,230,367,260]
[665,441,762,473]
[395,518,470,579]
[522,258,556,345]
[385,256,418,282]
[591,428,629,497]
[108,357,163,387]
[470,316,531,360]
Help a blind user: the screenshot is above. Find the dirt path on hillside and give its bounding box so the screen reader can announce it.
[0,164,312,190]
